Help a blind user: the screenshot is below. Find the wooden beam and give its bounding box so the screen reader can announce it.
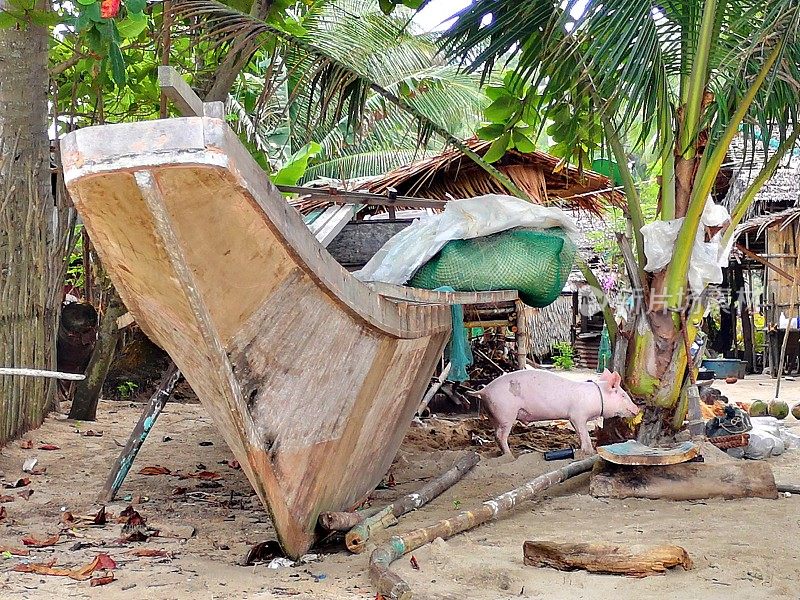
[368,282,518,306]
[157,66,224,118]
[280,185,447,209]
[736,244,795,283]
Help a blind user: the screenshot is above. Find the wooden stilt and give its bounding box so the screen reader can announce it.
[99,363,181,502]
[515,300,529,370]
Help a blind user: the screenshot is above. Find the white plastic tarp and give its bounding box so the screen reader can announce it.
[354,194,580,285]
[640,198,733,295]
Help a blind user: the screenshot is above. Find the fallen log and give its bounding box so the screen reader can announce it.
[523,541,693,577]
[590,460,778,500]
[369,456,597,600]
[347,451,480,553]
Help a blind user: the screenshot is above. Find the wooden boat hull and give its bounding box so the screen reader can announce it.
[61,117,452,557]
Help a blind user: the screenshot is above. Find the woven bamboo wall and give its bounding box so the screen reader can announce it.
[527,295,574,358]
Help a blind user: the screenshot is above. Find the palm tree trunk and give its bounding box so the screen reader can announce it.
[0,4,68,442]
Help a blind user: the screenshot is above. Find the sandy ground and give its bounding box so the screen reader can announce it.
[0,370,798,599]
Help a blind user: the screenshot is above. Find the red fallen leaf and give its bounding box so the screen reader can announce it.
[7,478,30,488]
[18,439,33,449]
[92,506,107,525]
[95,553,117,570]
[0,495,15,503]
[37,444,60,451]
[22,534,60,547]
[138,466,171,476]
[387,473,396,487]
[226,459,240,470]
[29,467,46,476]
[60,511,75,525]
[191,471,222,481]
[0,545,29,556]
[129,548,170,557]
[82,430,103,437]
[17,490,33,500]
[90,573,115,587]
[0,506,6,520]
[171,487,187,497]
[14,553,110,581]
[410,555,420,570]
[100,0,120,18]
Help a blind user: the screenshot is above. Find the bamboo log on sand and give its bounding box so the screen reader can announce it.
[335,451,480,552]
[369,456,597,600]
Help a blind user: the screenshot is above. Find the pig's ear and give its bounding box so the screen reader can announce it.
[600,369,612,382]
[610,371,622,388]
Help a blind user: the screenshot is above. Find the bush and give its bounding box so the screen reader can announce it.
[552,342,574,370]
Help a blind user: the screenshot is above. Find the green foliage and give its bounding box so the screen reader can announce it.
[116,380,138,398]
[476,70,601,168]
[65,225,85,290]
[551,342,574,371]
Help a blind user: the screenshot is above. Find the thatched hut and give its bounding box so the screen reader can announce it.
[315,139,622,364]
[723,137,800,374]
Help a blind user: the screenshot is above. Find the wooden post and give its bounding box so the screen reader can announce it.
[99,363,181,502]
[515,300,529,370]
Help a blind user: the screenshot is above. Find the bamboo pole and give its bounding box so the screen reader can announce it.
[369,457,597,600]
[347,451,480,553]
[0,368,85,380]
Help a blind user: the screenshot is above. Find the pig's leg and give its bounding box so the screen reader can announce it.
[495,422,514,458]
[571,419,596,456]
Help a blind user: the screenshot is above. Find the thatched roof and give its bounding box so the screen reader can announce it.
[723,135,800,221]
[735,205,800,238]
[355,138,623,215]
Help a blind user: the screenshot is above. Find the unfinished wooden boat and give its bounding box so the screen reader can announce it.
[60,113,519,558]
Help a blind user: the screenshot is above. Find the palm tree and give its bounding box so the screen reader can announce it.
[440,0,800,440]
[173,0,519,189]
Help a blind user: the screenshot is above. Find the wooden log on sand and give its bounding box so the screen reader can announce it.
[590,460,778,500]
[345,451,480,553]
[370,456,597,600]
[523,541,693,577]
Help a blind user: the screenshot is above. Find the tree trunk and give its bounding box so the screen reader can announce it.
[69,292,125,421]
[0,5,71,442]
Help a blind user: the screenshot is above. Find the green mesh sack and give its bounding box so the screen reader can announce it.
[409,228,576,308]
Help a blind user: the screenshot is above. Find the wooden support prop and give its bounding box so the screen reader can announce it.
[347,451,479,554]
[369,456,597,600]
[590,460,778,500]
[736,243,795,283]
[523,541,693,578]
[416,362,452,416]
[99,363,182,502]
[318,504,386,532]
[157,66,223,118]
[0,368,85,381]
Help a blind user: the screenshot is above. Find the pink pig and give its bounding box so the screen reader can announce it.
[472,369,639,457]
